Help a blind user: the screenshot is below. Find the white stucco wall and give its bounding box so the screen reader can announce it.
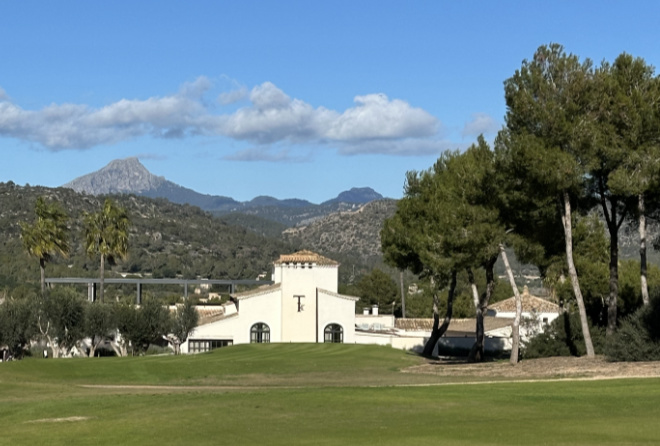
[355,329,512,355]
[181,261,361,350]
[317,289,357,343]
[278,264,338,342]
[180,288,282,353]
[180,312,240,354]
[355,331,395,346]
[492,311,558,342]
[237,289,283,344]
[355,314,396,330]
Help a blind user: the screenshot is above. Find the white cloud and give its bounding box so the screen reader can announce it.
[223,146,309,163]
[0,78,210,149]
[209,82,337,144]
[0,78,446,156]
[338,138,463,157]
[325,94,438,141]
[178,76,213,99]
[218,86,248,105]
[136,152,168,161]
[249,82,291,110]
[209,84,439,151]
[462,113,499,138]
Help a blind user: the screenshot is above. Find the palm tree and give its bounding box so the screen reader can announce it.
[20,197,70,294]
[84,198,130,303]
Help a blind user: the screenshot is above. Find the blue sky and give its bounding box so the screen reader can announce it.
[1,1,659,203]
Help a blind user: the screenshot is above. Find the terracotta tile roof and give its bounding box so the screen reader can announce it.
[489,286,560,313]
[168,305,234,326]
[273,250,339,266]
[195,307,227,325]
[197,310,238,326]
[231,282,281,300]
[318,288,360,302]
[395,317,513,335]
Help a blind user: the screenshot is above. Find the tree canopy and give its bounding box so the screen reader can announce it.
[20,196,70,294]
[84,198,131,303]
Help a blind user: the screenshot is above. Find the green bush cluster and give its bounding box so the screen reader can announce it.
[522,312,605,359]
[605,292,660,362]
[0,287,198,359]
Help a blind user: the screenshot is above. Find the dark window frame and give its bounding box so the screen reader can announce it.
[324,323,343,343]
[250,323,271,343]
[188,339,233,353]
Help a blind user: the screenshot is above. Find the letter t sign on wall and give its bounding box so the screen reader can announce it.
[293,295,305,312]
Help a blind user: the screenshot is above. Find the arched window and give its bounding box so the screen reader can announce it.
[324,324,343,343]
[250,323,270,343]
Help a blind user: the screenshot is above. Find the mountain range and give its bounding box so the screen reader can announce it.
[63,157,384,225]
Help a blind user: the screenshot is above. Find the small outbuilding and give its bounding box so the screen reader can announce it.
[486,285,561,341]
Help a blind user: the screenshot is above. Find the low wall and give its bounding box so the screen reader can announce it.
[355,331,511,356]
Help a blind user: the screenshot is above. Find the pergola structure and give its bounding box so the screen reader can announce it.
[45,277,273,304]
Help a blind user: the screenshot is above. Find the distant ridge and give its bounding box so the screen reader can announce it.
[63,157,240,209]
[62,158,387,226]
[322,187,383,205]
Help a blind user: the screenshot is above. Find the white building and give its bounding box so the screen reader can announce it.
[354,315,514,355]
[486,285,561,343]
[353,286,560,355]
[181,250,359,353]
[181,252,558,356]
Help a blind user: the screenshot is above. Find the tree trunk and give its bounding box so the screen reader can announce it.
[110,330,128,357]
[88,336,96,358]
[110,340,128,357]
[88,336,105,358]
[99,253,105,303]
[421,271,456,357]
[606,199,619,336]
[639,193,650,306]
[466,269,482,363]
[468,259,496,363]
[597,178,624,335]
[500,244,522,364]
[560,191,595,357]
[38,317,59,358]
[40,258,46,295]
[400,270,406,318]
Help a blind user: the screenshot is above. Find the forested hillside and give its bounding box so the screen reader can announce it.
[0,182,294,297]
[283,199,397,266]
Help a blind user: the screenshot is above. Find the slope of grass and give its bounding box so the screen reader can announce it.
[0,344,425,387]
[1,344,659,446]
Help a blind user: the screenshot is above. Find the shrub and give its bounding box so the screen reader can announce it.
[605,292,660,362]
[0,297,37,359]
[522,312,605,359]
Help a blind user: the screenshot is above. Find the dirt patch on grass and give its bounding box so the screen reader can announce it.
[25,416,91,424]
[405,355,660,381]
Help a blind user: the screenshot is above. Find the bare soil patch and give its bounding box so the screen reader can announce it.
[406,355,660,381]
[25,416,91,424]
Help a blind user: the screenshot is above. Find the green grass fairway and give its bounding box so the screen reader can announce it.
[1,344,659,445]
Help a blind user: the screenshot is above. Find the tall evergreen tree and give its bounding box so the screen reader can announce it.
[501,43,596,357]
[381,163,458,358]
[598,54,660,311]
[356,269,399,310]
[382,137,505,361]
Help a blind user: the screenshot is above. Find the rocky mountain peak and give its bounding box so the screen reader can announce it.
[323,187,383,205]
[63,157,165,195]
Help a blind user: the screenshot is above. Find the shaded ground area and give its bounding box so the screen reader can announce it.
[406,355,660,381]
